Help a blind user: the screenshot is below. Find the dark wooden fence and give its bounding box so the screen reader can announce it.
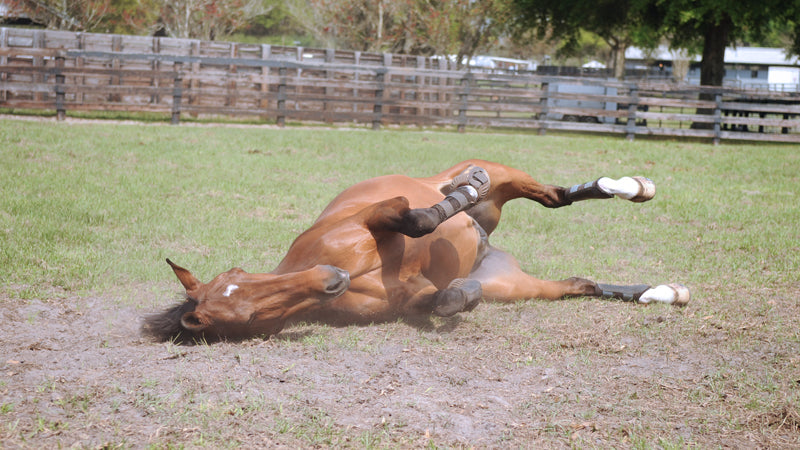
[2,27,799,143]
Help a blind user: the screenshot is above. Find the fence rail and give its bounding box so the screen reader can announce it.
[2,28,799,143]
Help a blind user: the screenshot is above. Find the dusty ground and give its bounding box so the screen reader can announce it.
[1,281,799,448]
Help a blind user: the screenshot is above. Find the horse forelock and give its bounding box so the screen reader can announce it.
[142,296,199,343]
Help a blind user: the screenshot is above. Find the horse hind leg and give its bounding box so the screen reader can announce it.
[565,176,656,203]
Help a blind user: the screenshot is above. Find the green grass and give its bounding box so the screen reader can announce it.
[1,118,798,304]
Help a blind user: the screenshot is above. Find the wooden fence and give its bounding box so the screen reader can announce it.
[2,27,800,143]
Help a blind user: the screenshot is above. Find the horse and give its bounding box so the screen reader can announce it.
[144,160,689,342]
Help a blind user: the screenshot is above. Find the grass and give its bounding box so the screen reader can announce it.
[1,117,799,447]
[2,117,797,299]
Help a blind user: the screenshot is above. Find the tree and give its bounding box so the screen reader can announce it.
[508,0,655,78]
[284,0,506,67]
[642,0,800,88]
[152,0,271,40]
[6,0,113,30]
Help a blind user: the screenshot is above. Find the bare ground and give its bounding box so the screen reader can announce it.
[1,282,799,448]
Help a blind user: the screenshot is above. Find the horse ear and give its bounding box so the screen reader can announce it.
[166,258,202,292]
[181,311,208,332]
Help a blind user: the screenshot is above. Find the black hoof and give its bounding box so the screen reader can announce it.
[433,288,467,317]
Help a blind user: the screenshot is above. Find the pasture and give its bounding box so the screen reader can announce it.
[1,117,798,448]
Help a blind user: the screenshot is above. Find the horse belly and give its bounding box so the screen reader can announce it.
[413,215,481,289]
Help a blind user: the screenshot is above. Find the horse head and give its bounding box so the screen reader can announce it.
[145,259,350,342]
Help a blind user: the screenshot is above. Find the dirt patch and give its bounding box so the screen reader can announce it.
[2,285,799,448]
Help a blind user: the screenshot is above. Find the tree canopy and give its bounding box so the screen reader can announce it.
[508,0,657,77]
[5,0,800,83]
[642,0,800,86]
[510,0,800,85]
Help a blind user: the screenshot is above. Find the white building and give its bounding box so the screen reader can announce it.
[625,45,800,92]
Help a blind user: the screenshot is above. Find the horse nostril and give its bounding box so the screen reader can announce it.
[324,268,350,296]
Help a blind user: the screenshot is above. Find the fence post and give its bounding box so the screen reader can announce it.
[538,81,550,136]
[457,72,472,133]
[227,42,238,109]
[626,85,639,141]
[0,28,7,103]
[151,37,160,104]
[353,51,360,113]
[372,54,390,131]
[277,63,287,127]
[55,52,66,121]
[713,92,722,145]
[110,35,122,103]
[324,48,335,123]
[188,40,200,116]
[414,55,425,119]
[33,30,44,103]
[259,44,271,120]
[75,33,85,105]
[171,62,183,125]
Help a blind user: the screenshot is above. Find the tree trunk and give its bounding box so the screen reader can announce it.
[692,14,732,129]
[613,42,626,79]
[699,15,731,87]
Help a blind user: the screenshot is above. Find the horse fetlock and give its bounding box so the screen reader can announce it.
[566,277,602,296]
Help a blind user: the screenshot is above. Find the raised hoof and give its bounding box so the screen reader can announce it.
[629,176,656,203]
[639,283,691,306]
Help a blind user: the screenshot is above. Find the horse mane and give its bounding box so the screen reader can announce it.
[141,296,200,344]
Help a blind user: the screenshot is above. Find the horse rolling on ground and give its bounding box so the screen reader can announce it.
[144,160,689,343]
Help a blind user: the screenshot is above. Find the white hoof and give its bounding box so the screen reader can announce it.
[598,176,656,202]
[639,283,690,306]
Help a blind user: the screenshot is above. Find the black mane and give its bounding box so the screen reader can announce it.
[141,297,200,344]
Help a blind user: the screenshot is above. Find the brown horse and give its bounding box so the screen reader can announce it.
[144,160,688,342]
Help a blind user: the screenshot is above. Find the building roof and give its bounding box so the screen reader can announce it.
[626,45,799,66]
